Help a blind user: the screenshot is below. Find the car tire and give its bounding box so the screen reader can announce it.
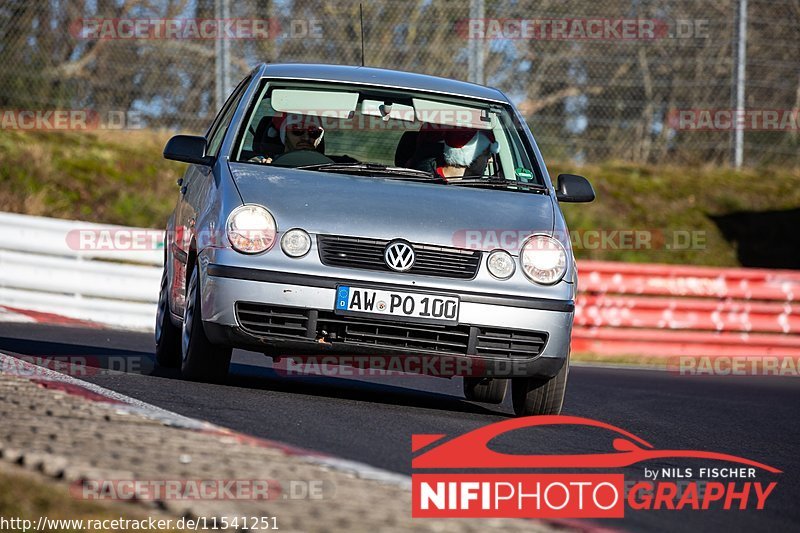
[154,267,181,368]
[180,263,232,383]
[511,355,569,416]
[463,377,508,404]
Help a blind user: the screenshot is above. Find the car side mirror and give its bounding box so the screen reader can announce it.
[163,135,211,165]
[556,174,595,203]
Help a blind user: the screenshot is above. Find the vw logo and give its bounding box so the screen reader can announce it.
[384,240,415,272]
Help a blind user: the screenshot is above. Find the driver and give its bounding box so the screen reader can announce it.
[249,113,324,164]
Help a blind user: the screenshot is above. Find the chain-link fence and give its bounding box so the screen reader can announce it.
[1,0,798,167]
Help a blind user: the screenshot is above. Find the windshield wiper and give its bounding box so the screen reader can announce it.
[295,163,544,191]
[444,177,548,193]
[296,162,440,181]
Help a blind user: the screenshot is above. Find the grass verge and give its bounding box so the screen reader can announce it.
[2,129,798,266]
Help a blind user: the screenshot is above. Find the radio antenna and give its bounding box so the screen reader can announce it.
[359,3,365,67]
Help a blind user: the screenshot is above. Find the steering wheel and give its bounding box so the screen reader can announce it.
[270,150,334,167]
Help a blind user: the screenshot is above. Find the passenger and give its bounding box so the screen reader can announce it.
[409,125,499,179]
[437,128,499,179]
[250,113,324,164]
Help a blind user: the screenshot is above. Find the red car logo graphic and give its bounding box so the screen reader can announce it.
[412,415,781,472]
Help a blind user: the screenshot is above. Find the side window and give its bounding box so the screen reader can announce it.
[206,76,251,158]
[499,111,539,183]
[238,95,274,154]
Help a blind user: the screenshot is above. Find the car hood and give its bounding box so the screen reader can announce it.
[228,162,554,249]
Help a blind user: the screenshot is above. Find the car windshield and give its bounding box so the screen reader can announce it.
[232,81,543,187]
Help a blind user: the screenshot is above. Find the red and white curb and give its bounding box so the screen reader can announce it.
[0,305,37,323]
[0,305,103,328]
[0,351,410,488]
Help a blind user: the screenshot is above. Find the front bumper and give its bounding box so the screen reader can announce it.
[199,262,574,379]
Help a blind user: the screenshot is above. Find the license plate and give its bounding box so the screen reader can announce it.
[334,286,459,324]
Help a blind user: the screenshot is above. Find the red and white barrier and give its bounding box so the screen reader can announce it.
[574,261,800,357]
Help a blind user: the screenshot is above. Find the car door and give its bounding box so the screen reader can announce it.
[170,74,253,316]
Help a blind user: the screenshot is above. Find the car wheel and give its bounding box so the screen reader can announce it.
[463,377,508,404]
[180,263,232,383]
[154,267,181,368]
[511,355,569,416]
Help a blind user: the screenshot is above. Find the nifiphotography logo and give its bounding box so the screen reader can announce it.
[411,416,780,518]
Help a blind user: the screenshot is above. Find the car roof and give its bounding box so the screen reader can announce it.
[259,63,510,104]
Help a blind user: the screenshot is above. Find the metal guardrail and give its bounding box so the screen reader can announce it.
[2,212,799,358]
[0,212,162,330]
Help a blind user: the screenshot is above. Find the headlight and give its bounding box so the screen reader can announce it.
[520,235,567,285]
[281,228,311,258]
[226,205,276,254]
[487,249,515,279]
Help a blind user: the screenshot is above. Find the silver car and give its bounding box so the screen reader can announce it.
[155,63,594,416]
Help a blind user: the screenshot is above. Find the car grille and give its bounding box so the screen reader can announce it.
[236,303,309,339]
[234,303,547,359]
[475,328,548,359]
[315,312,471,354]
[317,235,481,279]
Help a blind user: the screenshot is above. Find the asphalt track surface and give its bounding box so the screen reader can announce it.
[0,322,797,532]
